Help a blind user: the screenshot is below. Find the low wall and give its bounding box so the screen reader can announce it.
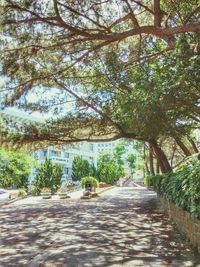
[158,195,200,253]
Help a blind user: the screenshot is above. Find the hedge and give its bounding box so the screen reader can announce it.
[146,157,200,219]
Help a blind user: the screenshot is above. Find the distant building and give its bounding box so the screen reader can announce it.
[96,141,116,153]
[30,143,96,181]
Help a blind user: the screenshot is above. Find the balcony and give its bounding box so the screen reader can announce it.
[50,157,69,164]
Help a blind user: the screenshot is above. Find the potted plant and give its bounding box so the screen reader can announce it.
[41,187,52,199]
[57,187,70,199]
[81,176,99,199]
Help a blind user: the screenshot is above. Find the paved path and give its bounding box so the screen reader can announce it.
[0,187,199,267]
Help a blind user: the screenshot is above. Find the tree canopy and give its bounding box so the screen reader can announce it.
[97,152,124,184]
[0,1,199,174]
[0,0,199,108]
[34,158,63,193]
[71,155,92,181]
[0,149,34,188]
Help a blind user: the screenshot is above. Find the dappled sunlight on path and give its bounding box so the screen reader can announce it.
[0,187,199,266]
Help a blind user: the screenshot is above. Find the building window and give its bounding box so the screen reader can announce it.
[90,144,93,151]
[50,150,61,157]
[65,152,69,158]
[64,167,69,174]
[43,149,47,157]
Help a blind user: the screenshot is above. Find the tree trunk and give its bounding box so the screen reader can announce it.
[188,137,199,153]
[170,142,176,168]
[154,0,162,27]
[145,161,150,176]
[149,144,155,176]
[156,159,160,174]
[149,139,172,173]
[175,137,191,157]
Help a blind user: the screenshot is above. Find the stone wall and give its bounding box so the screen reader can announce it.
[158,195,200,253]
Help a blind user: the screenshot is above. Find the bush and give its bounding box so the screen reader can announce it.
[81,176,99,189]
[146,158,200,219]
[28,184,39,196]
[18,189,26,198]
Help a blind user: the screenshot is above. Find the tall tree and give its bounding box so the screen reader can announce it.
[71,155,91,181]
[113,141,126,166]
[0,2,199,175]
[34,158,63,193]
[97,152,124,185]
[126,154,136,175]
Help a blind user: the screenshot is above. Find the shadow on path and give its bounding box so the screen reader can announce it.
[0,187,199,267]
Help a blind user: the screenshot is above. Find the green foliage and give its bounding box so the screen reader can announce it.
[126,154,136,174]
[97,152,124,185]
[71,156,92,181]
[81,176,99,188]
[28,184,39,196]
[146,158,200,219]
[89,163,97,177]
[34,158,63,194]
[0,149,34,189]
[18,189,26,198]
[113,141,126,166]
[0,2,199,156]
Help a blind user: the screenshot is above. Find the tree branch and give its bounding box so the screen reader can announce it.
[184,5,200,25]
[124,0,140,28]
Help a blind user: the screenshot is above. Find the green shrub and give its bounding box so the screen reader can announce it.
[81,176,99,188]
[28,184,39,196]
[18,189,26,198]
[146,158,200,219]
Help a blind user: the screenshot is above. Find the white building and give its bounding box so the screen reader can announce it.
[96,141,117,153]
[30,142,96,181]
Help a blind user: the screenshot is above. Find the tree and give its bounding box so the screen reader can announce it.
[0,149,34,189]
[34,158,63,193]
[1,38,199,174]
[0,2,199,175]
[89,163,97,178]
[0,0,199,110]
[71,156,91,181]
[113,141,126,166]
[126,154,136,175]
[97,152,124,185]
